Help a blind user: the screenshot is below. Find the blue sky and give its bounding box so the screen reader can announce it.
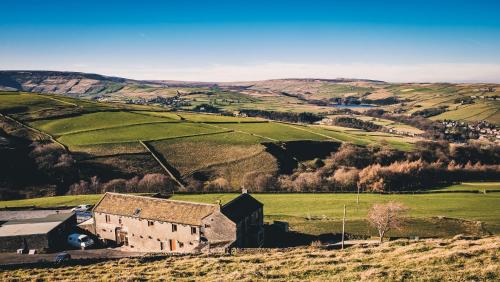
[1,0,500,82]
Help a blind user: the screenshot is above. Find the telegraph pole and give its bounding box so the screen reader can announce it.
[341,204,346,250]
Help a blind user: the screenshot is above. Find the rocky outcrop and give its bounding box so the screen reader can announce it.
[0,71,135,96]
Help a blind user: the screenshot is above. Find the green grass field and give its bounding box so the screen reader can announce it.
[432,182,500,192]
[431,101,500,124]
[219,122,330,141]
[0,93,72,113]
[2,189,499,237]
[30,111,175,136]
[58,122,224,146]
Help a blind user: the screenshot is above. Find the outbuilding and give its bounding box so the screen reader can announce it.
[0,213,76,252]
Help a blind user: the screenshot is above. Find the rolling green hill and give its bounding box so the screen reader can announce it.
[0,91,417,192]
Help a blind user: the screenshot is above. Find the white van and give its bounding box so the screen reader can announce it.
[67,233,94,249]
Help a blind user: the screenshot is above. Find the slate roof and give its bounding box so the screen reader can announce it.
[93,193,219,226]
[221,193,263,223]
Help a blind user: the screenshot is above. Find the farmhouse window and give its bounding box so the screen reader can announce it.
[118,218,122,224]
[179,241,184,248]
[191,227,197,234]
[172,224,177,232]
[148,221,154,226]
[204,224,211,228]
[105,215,110,223]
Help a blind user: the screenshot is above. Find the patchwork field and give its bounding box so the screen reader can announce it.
[58,122,224,146]
[0,92,413,188]
[431,101,500,124]
[0,90,493,195]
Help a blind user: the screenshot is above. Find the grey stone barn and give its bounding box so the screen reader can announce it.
[92,191,264,253]
[0,213,76,252]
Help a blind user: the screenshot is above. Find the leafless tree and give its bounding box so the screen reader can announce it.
[204,177,230,192]
[367,201,409,242]
[242,172,277,192]
[102,179,127,193]
[139,173,175,193]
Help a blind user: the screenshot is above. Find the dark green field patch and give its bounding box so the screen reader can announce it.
[31,111,177,136]
[57,122,225,146]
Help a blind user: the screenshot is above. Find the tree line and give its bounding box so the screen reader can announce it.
[239,140,500,193]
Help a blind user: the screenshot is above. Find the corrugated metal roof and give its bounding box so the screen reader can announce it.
[0,213,75,236]
[3,213,74,225]
[93,193,219,226]
[0,222,61,237]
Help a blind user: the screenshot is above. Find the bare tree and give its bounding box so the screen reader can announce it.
[367,201,408,242]
[139,173,175,193]
[102,179,127,193]
[242,172,277,192]
[204,177,230,192]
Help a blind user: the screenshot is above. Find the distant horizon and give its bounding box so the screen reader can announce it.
[1,68,499,84]
[1,1,500,82]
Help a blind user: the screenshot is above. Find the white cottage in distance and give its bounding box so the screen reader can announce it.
[91,191,264,252]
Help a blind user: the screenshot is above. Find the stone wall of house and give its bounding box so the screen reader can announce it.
[202,211,236,244]
[94,212,202,253]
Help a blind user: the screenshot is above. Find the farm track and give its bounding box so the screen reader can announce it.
[37,95,79,107]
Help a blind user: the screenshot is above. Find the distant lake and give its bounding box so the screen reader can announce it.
[332,104,375,108]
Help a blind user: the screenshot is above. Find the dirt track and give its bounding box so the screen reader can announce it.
[0,248,146,265]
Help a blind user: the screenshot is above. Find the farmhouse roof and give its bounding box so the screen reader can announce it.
[221,193,263,223]
[93,193,219,226]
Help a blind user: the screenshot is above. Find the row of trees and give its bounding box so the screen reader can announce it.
[67,174,176,195]
[328,116,382,132]
[65,140,500,195]
[240,109,324,124]
[29,142,78,194]
[236,141,500,193]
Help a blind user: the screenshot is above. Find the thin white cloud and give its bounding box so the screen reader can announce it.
[95,62,500,83]
[3,62,500,83]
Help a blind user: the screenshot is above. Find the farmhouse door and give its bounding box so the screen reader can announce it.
[116,228,128,246]
[169,239,176,251]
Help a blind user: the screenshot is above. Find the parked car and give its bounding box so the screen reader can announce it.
[67,233,95,249]
[55,252,71,264]
[71,205,92,212]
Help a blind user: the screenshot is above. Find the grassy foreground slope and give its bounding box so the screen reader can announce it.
[2,236,498,281]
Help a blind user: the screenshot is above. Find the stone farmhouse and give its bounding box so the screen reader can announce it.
[92,191,264,253]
